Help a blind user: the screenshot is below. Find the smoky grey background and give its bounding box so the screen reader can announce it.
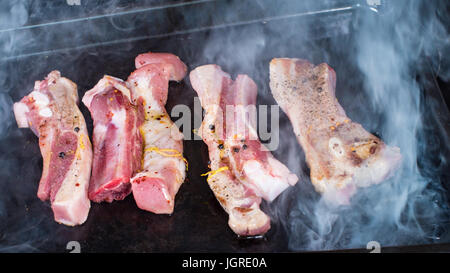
[0,0,449,252]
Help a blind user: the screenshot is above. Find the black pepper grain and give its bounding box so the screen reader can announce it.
[218,144,224,150]
[59,152,65,159]
[242,144,248,150]
[74,127,80,133]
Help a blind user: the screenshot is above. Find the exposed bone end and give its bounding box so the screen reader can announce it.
[228,204,271,236]
[329,137,345,158]
[13,102,30,128]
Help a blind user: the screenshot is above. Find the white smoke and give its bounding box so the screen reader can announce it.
[0,0,449,252]
[282,0,450,251]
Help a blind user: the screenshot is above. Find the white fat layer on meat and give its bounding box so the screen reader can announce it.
[198,104,224,140]
[13,102,30,128]
[81,81,105,107]
[14,92,51,126]
[142,116,183,145]
[141,153,185,179]
[110,108,126,128]
[137,114,185,183]
[53,129,92,226]
[135,78,164,112]
[225,106,298,202]
[132,168,163,181]
[131,168,164,182]
[131,153,185,184]
[93,124,108,145]
[39,129,55,183]
[241,160,291,202]
[30,91,50,107]
[39,107,53,117]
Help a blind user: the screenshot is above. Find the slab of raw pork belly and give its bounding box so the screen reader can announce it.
[13,71,92,226]
[190,64,298,235]
[82,76,143,202]
[127,52,187,214]
[199,120,270,236]
[190,65,298,201]
[269,58,402,204]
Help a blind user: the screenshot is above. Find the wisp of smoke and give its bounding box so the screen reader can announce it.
[281,0,450,251]
[0,0,449,252]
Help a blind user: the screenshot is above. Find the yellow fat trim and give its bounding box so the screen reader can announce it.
[144,146,188,171]
[75,133,85,160]
[201,166,229,182]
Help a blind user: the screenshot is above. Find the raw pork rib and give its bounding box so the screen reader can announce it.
[269,58,402,204]
[13,71,92,226]
[198,120,270,236]
[82,76,143,202]
[127,52,187,214]
[190,64,298,235]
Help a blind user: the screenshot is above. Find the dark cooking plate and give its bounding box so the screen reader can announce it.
[0,0,449,252]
